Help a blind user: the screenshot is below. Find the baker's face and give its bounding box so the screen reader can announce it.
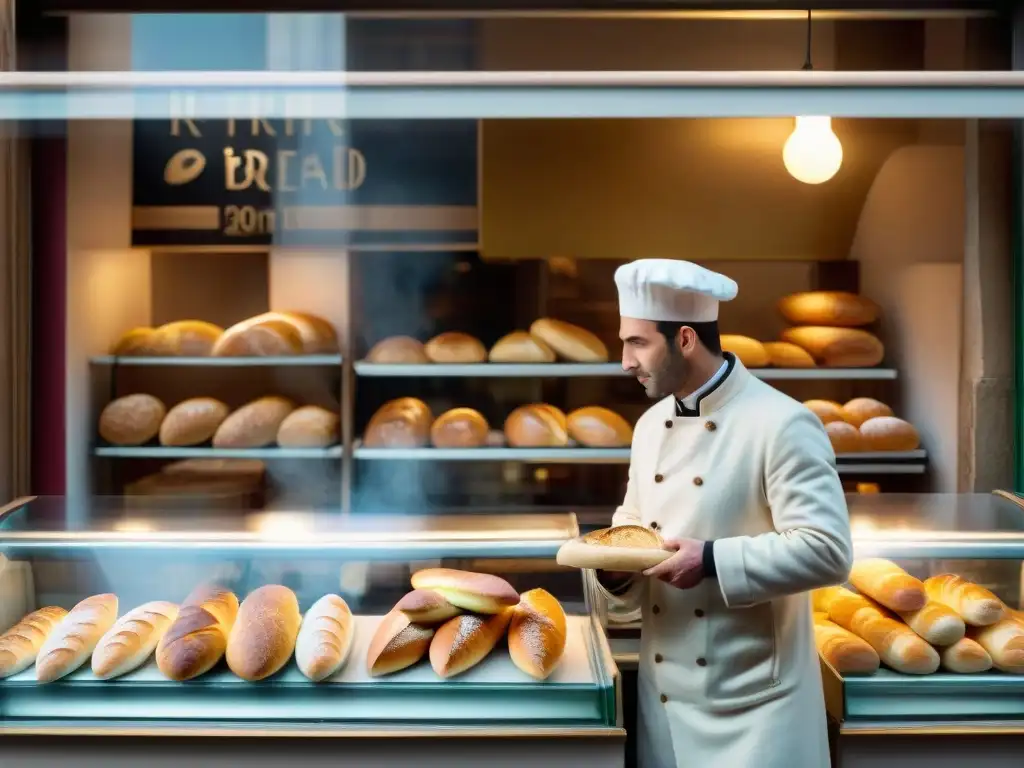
[619,317,687,399]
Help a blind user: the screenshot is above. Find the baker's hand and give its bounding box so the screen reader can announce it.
[643,538,705,589]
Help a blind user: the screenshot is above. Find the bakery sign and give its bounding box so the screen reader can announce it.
[131,118,479,248]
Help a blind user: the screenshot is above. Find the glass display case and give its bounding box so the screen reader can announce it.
[0,496,624,767]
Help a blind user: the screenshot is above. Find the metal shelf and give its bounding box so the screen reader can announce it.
[91,355,342,367]
[93,445,342,459]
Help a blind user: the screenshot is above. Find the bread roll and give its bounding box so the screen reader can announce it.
[429,608,514,679]
[826,421,863,454]
[940,637,993,673]
[159,397,230,446]
[148,320,225,356]
[719,335,769,368]
[367,610,434,677]
[566,406,633,448]
[849,559,927,612]
[509,589,567,680]
[780,327,885,368]
[267,311,339,353]
[226,585,301,681]
[430,408,489,448]
[803,399,847,425]
[896,601,966,646]
[0,606,68,678]
[364,397,433,448]
[156,585,239,681]
[859,416,920,452]
[812,614,880,675]
[424,332,487,364]
[816,586,939,674]
[395,589,463,625]
[967,618,1024,673]
[504,404,569,448]
[276,406,340,448]
[411,568,521,614]
[856,482,881,494]
[36,594,119,683]
[763,341,816,368]
[91,601,179,679]
[296,594,355,682]
[98,394,167,446]
[110,327,157,355]
[841,398,894,428]
[924,574,1006,626]
[529,318,608,363]
[489,331,556,363]
[212,316,304,357]
[212,396,295,449]
[366,336,429,364]
[778,291,880,327]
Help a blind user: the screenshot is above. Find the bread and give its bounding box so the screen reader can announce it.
[98,394,167,446]
[841,398,894,428]
[367,610,434,676]
[504,404,569,448]
[566,406,633,448]
[856,482,881,494]
[508,588,567,680]
[924,574,1005,626]
[780,327,885,368]
[557,525,670,571]
[803,399,848,425]
[212,396,295,448]
[267,311,339,353]
[156,585,239,681]
[763,341,816,368]
[424,332,487,363]
[91,600,179,679]
[212,316,304,357]
[940,637,993,673]
[410,568,521,614]
[395,589,463,625]
[276,406,340,448]
[812,614,880,675]
[295,594,355,682]
[529,318,608,363]
[896,601,966,646]
[430,408,489,448]
[429,608,514,679]
[364,397,433,448]
[0,606,68,678]
[366,336,429,364]
[585,525,662,548]
[825,421,864,454]
[849,559,927,612]
[36,594,119,683]
[859,417,920,452]
[778,291,880,327]
[148,320,225,356]
[110,327,157,355]
[226,585,301,681]
[489,331,556,363]
[159,397,230,446]
[816,586,939,674]
[719,335,769,368]
[967,618,1024,673]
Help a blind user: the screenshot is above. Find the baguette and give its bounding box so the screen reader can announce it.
[36,594,119,683]
[226,585,301,681]
[924,574,1006,626]
[812,614,880,675]
[91,601,179,679]
[429,608,514,679]
[156,585,239,681]
[940,637,993,674]
[849,558,926,612]
[367,610,435,677]
[967,617,1024,674]
[0,606,68,678]
[896,601,966,646]
[295,594,355,682]
[395,589,463,625]
[410,568,521,614]
[508,589,567,680]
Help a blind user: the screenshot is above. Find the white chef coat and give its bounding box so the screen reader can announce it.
[604,353,853,768]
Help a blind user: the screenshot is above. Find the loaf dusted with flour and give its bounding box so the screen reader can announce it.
[367,610,435,676]
[429,607,514,679]
[159,398,230,447]
[508,589,567,680]
[410,568,520,614]
[849,559,926,612]
[924,574,1005,626]
[92,600,179,679]
[36,594,119,683]
[295,594,355,682]
[99,394,167,446]
[0,606,68,678]
[226,585,301,681]
[812,613,880,675]
[156,585,239,681]
[212,397,295,449]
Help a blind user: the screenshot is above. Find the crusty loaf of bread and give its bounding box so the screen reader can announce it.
[0,606,68,679]
[967,617,1024,673]
[411,568,521,614]
[849,559,927,612]
[364,397,433,448]
[584,525,663,549]
[896,601,966,646]
[110,327,157,355]
[266,311,339,354]
[559,525,669,571]
[92,600,179,679]
[366,336,429,364]
[36,594,119,683]
[212,396,295,449]
[367,610,435,677]
[159,397,230,447]
[211,315,304,356]
[504,404,569,448]
[841,398,894,428]
[395,589,463,625]
[99,394,167,446]
[778,291,880,328]
[924,574,1006,626]
[812,614,880,675]
[509,589,566,680]
[295,594,355,682]
[148,320,225,356]
[720,335,769,368]
[826,421,864,454]
[276,406,340,448]
[489,331,556,363]
[763,341,816,368]
[529,318,608,363]
[940,637,993,673]
[429,607,514,679]
[803,400,848,425]
[859,417,920,452]
[430,408,489,448]
[424,332,487,364]
[226,585,301,681]
[780,326,885,368]
[566,406,633,448]
[156,585,239,681]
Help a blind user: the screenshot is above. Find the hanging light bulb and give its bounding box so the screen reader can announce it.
[783,115,844,185]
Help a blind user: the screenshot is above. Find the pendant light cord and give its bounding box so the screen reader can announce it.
[802,9,813,71]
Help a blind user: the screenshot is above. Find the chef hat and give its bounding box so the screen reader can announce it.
[614,259,738,323]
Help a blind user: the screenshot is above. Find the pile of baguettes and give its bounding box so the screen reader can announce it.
[803,397,920,454]
[363,398,633,449]
[98,394,340,449]
[365,318,609,365]
[367,568,567,680]
[813,558,1024,677]
[109,311,339,357]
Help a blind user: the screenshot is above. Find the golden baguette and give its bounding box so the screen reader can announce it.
[924,574,1005,626]
[849,559,926,612]
[0,606,68,678]
[940,637,992,674]
[812,614,880,675]
[967,618,1024,674]
[896,601,966,646]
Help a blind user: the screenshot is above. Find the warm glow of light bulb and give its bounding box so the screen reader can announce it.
[783,115,843,185]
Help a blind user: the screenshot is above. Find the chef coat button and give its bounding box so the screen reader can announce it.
[660,694,668,704]
[693,476,704,486]
[694,609,704,618]
[652,605,661,615]
[705,420,717,432]
[664,420,673,429]
[655,653,664,663]
[650,521,659,530]
[696,657,707,667]
[654,473,664,483]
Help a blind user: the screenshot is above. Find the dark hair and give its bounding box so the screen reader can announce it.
[656,320,722,356]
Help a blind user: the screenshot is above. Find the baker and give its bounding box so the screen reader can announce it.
[600,259,853,767]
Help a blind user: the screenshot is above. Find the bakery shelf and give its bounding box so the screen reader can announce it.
[91,355,342,367]
[93,445,343,459]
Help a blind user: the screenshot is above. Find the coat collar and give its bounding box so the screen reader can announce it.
[666,352,751,418]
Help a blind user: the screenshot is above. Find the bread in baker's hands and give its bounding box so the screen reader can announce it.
[0,606,68,678]
[92,600,179,679]
[226,585,301,681]
[557,524,670,572]
[395,590,463,625]
[489,331,556,363]
[156,585,239,681]
[367,610,434,677]
[566,406,633,448]
[509,589,567,680]
[364,397,433,448]
[849,559,926,613]
[295,594,355,682]
[924,574,1005,626]
[429,608,514,679]
[36,594,119,683]
[410,568,520,615]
